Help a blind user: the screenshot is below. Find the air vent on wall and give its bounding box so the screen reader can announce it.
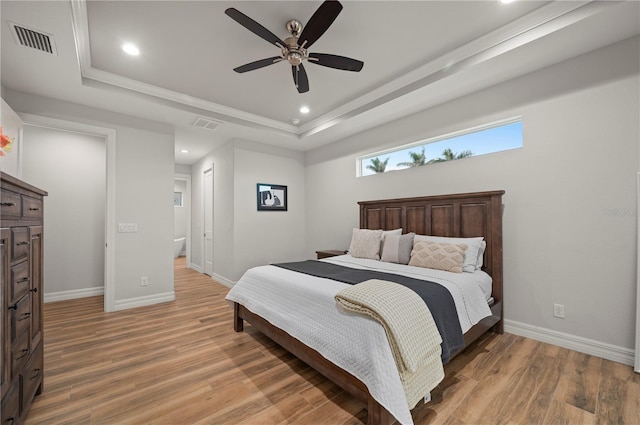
[192,117,223,131]
[9,22,58,55]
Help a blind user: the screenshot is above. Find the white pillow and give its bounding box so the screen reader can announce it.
[381,228,402,240]
[380,228,402,252]
[348,228,383,260]
[476,240,487,270]
[413,235,484,273]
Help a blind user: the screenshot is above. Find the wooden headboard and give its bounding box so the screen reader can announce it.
[358,190,504,306]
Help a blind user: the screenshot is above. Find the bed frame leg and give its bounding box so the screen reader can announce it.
[492,319,504,335]
[233,302,244,332]
[368,397,393,425]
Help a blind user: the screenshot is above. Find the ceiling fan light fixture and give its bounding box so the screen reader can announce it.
[225,1,362,94]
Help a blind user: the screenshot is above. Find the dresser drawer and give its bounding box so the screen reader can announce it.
[0,189,21,219]
[10,330,30,380]
[11,227,29,262]
[10,294,31,343]
[21,196,42,220]
[10,261,30,305]
[22,343,43,413]
[1,379,20,425]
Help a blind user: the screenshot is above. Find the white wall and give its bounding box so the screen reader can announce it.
[22,125,105,295]
[5,91,176,308]
[232,141,306,278]
[305,37,640,355]
[190,139,306,282]
[191,140,234,279]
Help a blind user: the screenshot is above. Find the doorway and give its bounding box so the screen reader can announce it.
[174,174,191,266]
[20,114,116,311]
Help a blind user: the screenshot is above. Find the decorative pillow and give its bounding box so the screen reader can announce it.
[381,233,415,264]
[409,240,467,273]
[413,235,483,273]
[380,228,403,252]
[348,228,383,260]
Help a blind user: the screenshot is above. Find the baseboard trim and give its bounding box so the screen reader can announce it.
[44,287,104,303]
[113,291,176,311]
[211,273,235,288]
[504,319,635,366]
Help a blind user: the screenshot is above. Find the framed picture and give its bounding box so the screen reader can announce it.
[173,192,183,207]
[257,183,287,211]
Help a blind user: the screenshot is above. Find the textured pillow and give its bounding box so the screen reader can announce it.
[413,235,483,273]
[381,233,415,264]
[380,228,403,252]
[409,240,468,273]
[348,228,383,260]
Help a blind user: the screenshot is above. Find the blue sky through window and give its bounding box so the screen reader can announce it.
[360,120,522,176]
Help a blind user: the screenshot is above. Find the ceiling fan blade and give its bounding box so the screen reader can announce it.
[225,8,286,48]
[298,1,343,49]
[233,56,283,73]
[292,64,309,93]
[308,53,363,72]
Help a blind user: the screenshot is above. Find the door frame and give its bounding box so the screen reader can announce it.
[19,113,116,312]
[636,172,640,373]
[174,173,192,267]
[201,165,214,276]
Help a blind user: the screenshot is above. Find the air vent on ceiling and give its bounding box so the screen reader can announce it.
[193,117,223,131]
[9,22,58,55]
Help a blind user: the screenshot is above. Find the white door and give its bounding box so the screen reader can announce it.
[204,168,213,276]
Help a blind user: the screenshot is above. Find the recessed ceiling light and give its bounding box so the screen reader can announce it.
[499,0,516,3]
[122,43,140,56]
[299,106,310,114]
[180,149,188,154]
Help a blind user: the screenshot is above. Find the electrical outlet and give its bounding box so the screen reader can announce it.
[141,276,149,287]
[553,303,565,319]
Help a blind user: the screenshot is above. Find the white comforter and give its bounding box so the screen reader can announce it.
[225,255,492,425]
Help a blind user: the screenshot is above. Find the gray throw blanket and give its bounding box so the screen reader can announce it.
[273,260,463,363]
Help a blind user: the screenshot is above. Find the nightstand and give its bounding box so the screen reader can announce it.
[316,250,346,259]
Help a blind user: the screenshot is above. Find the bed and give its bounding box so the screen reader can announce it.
[227,190,504,425]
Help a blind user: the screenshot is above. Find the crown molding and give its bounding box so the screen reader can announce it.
[69,0,617,141]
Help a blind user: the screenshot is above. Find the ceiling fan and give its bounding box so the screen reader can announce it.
[225,1,364,94]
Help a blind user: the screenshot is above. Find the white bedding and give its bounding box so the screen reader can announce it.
[225,255,492,425]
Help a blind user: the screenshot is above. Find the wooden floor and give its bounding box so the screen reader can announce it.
[25,257,639,425]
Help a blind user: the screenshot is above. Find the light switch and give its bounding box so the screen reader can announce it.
[118,223,138,233]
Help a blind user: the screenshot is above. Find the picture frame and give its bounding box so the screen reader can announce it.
[257,183,287,211]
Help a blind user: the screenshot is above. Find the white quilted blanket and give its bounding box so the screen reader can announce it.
[225,256,491,425]
[335,279,445,408]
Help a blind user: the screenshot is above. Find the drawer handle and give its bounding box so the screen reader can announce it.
[29,207,40,211]
[8,303,17,311]
[30,287,38,293]
[1,202,16,207]
[16,241,30,246]
[18,277,30,284]
[7,417,15,425]
[16,348,29,360]
[31,368,41,380]
[18,312,31,321]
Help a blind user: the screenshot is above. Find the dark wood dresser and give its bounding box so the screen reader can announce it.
[1,172,47,425]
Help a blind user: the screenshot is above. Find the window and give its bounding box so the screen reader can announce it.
[358,119,523,177]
